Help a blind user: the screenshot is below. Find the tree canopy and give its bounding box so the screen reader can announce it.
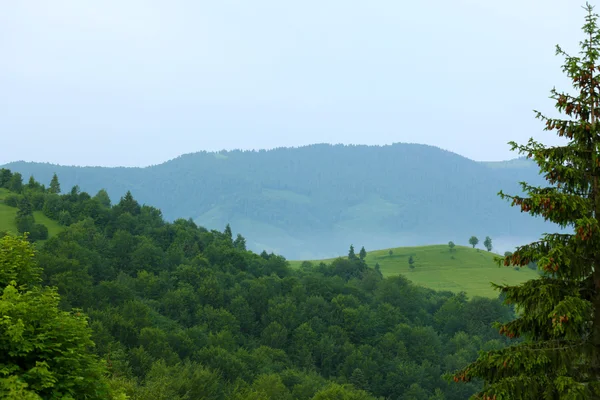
[0,168,518,399]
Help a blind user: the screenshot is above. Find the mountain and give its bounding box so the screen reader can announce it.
[2,143,558,259]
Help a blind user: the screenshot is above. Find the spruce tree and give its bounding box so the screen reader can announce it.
[452,4,600,398]
[348,244,357,260]
[359,246,367,260]
[224,223,233,242]
[49,173,61,194]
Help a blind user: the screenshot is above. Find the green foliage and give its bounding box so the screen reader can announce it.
[348,245,357,260]
[359,246,367,261]
[452,4,600,398]
[0,235,118,399]
[0,169,520,399]
[48,173,61,194]
[483,236,492,252]
[0,169,13,189]
[233,233,247,250]
[93,189,111,208]
[4,194,20,208]
[58,210,72,226]
[468,236,478,249]
[0,204,63,242]
[8,172,23,194]
[448,241,455,252]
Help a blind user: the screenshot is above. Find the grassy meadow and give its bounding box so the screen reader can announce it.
[0,188,63,239]
[288,244,539,298]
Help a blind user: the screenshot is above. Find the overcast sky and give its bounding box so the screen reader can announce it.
[0,0,586,167]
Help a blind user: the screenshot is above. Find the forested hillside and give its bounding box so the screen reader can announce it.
[0,169,517,399]
[2,143,557,259]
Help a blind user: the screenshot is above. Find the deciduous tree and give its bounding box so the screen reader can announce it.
[483,236,493,252]
[0,235,119,399]
[468,236,479,249]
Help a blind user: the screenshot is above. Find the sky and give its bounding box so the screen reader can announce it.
[0,0,587,167]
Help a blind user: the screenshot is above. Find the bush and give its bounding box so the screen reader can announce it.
[4,194,21,207]
[29,192,46,210]
[58,210,73,226]
[15,215,35,235]
[32,224,49,241]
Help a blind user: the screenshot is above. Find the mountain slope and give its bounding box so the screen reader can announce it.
[289,244,539,298]
[0,189,64,239]
[2,143,557,259]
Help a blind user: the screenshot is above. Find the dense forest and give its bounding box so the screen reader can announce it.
[0,168,516,399]
[1,143,558,259]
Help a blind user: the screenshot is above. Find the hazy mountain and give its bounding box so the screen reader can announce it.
[2,143,558,259]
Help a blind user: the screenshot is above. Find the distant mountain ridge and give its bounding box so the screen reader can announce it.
[2,143,557,259]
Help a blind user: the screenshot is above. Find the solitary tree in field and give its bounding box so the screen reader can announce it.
[483,236,493,252]
[468,236,479,248]
[388,249,393,257]
[408,255,415,270]
[448,241,455,252]
[453,4,600,398]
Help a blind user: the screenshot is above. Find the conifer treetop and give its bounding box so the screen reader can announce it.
[452,3,600,399]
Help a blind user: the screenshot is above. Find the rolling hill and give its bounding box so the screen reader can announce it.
[2,143,562,259]
[289,244,539,298]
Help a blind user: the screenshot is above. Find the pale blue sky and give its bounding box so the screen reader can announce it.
[0,0,584,167]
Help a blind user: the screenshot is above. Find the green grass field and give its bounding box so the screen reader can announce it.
[0,195,63,240]
[288,244,539,298]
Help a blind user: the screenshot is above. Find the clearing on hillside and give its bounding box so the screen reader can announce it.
[0,201,63,240]
[288,244,538,298]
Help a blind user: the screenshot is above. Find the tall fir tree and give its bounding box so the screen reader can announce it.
[348,244,357,260]
[224,223,233,243]
[359,246,367,260]
[49,173,61,194]
[452,4,600,398]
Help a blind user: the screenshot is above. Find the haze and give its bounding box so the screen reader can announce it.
[1,0,580,167]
